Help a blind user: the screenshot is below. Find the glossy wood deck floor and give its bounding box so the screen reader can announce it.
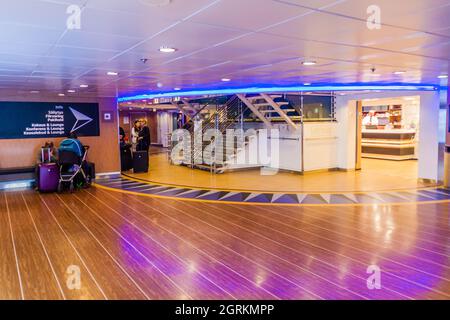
[1,187,449,300]
[128,154,436,193]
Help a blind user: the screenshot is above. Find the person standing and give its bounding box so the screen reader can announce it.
[137,119,151,152]
[362,110,379,126]
[131,120,141,151]
[119,126,126,143]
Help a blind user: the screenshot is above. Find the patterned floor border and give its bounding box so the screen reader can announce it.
[94,175,450,205]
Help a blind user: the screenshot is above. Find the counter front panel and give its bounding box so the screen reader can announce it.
[362,129,416,161]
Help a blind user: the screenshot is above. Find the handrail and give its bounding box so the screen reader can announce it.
[191,95,243,167]
[171,94,258,171]
[181,102,213,131]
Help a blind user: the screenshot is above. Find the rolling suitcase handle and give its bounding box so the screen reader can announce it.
[41,147,52,163]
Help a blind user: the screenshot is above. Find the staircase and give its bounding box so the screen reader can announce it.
[191,95,248,173]
[171,93,303,174]
[237,93,301,129]
[172,98,206,120]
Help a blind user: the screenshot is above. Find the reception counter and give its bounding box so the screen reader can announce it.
[362,129,417,160]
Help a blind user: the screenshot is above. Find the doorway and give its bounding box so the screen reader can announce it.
[356,95,423,186]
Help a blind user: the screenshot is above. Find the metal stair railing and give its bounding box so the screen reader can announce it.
[192,95,243,171]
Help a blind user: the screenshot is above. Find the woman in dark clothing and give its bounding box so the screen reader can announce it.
[119,127,125,142]
[137,119,151,152]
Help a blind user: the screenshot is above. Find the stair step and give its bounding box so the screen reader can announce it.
[254,101,289,108]
[260,110,276,114]
[253,102,270,107]
[261,108,296,114]
[246,96,263,101]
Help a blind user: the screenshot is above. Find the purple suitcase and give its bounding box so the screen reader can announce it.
[38,148,59,192]
[38,163,59,193]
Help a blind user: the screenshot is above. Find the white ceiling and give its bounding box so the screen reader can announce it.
[0,0,449,99]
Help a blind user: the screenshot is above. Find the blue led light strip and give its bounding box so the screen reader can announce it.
[118,84,439,102]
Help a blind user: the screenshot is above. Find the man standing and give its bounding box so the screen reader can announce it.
[137,119,151,152]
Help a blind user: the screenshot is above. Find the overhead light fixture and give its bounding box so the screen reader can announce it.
[107,71,119,76]
[67,89,76,93]
[141,0,172,7]
[301,60,317,66]
[80,84,89,88]
[30,90,40,94]
[303,83,311,86]
[159,46,177,53]
[58,93,65,97]
[221,78,231,82]
[174,87,181,91]
[394,71,406,75]
[438,74,448,79]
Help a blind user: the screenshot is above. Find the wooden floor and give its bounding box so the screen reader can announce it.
[1,187,449,300]
[128,154,436,193]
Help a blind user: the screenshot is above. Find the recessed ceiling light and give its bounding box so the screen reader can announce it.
[301,60,317,66]
[58,93,65,97]
[159,46,177,53]
[141,0,172,7]
[174,87,181,91]
[303,83,311,86]
[221,78,231,82]
[30,90,39,93]
[438,74,448,79]
[394,71,406,75]
[107,71,119,76]
[80,84,89,88]
[67,90,76,93]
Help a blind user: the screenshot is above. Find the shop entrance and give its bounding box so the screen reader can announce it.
[356,95,424,186]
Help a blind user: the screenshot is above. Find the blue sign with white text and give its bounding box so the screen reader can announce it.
[0,102,100,139]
